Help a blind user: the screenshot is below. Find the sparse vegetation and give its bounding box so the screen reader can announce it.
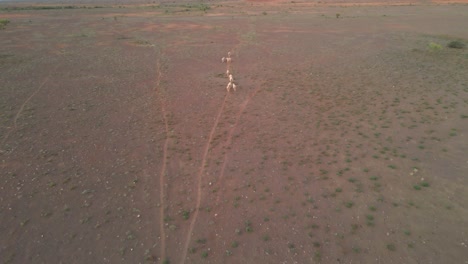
[1,4,466,264]
[196,238,207,244]
[314,251,322,261]
[366,214,375,226]
[182,210,190,220]
[449,130,457,137]
[195,4,211,12]
[420,181,430,187]
[0,19,10,29]
[447,40,465,49]
[245,220,253,233]
[428,42,443,51]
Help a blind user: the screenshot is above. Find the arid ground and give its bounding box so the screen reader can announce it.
[1,1,468,263]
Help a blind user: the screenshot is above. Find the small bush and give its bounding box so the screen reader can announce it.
[197,4,210,12]
[196,238,207,244]
[447,40,465,49]
[428,42,443,51]
[420,181,430,187]
[182,210,190,220]
[0,19,10,29]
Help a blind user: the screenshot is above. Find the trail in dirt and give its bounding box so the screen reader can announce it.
[0,67,56,151]
[179,20,266,261]
[179,92,229,264]
[216,19,267,204]
[154,59,169,262]
[214,84,264,206]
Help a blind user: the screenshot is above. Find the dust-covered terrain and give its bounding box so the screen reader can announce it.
[1,1,468,263]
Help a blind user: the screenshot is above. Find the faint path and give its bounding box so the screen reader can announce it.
[180,20,265,261]
[1,68,56,152]
[180,92,229,264]
[214,83,263,206]
[154,58,169,263]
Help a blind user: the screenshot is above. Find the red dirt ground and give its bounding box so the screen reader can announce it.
[1,1,468,263]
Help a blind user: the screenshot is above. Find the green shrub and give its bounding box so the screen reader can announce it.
[0,19,10,29]
[447,40,465,49]
[197,4,210,12]
[428,42,443,51]
[420,181,430,187]
[387,244,396,251]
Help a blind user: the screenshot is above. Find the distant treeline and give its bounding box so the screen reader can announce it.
[0,5,106,11]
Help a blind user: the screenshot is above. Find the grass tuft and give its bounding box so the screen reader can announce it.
[420,181,430,187]
[182,210,190,220]
[428,42,443,51]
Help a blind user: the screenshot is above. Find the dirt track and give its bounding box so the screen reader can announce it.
[1,1,468,263]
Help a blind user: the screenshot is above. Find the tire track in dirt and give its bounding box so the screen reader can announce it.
[215,18,268,205]
[180,92,229,264]
[214,83,264,206]
[1,67,57,152]
[154,59,169,263]
[179,18,266,261]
